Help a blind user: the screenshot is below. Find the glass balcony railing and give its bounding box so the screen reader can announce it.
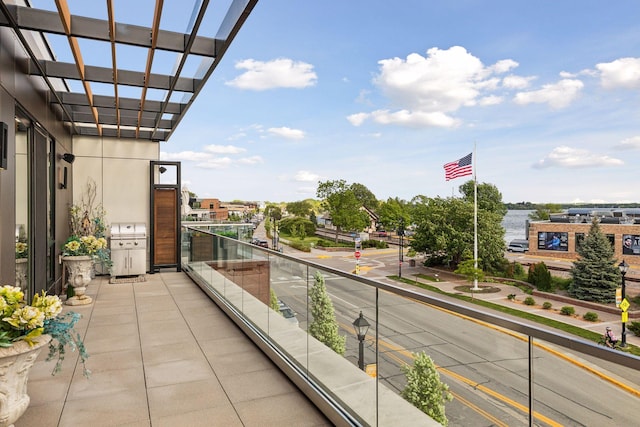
[181,226,640,426]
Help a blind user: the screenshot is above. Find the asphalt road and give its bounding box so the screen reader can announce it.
[268,250,640,427]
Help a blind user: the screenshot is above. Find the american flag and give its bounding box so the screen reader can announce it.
[443,153,473,181]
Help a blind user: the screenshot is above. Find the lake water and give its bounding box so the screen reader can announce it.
[502,210,532,244]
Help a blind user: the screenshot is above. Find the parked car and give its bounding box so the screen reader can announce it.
[278,300,298,327]
[508,239,529,252]
[251,238,269,248]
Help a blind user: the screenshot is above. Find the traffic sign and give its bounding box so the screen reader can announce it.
[620,298,630,312]
[354,251,361,259]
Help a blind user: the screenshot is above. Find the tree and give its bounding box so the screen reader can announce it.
[264,204,282,221]
[569,218,621,302]
[401,351,452,425]
[350,182,379,212]
[286,200,312,217]
[454,259,485,284]
[309,271,346,355]
[528,262,552,292]
[410,182,507,271]
[269,289,280,312]
[528,203,563,221]
[317,180,369,242]
[459,181,508,217]
[378,197,411,232]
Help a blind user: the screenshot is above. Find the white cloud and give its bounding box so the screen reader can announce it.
[160,150,212,161]
[490,59,519,74]
[196,157,233,168]
[533,146,624,169]
[351,46,518,128]
[226,58,317,90]
[596,57,640,89]
[614,136,640,150]
[237,156,264,165]
[513,79,584,109]
[479,95,503,106]
[294,170,322,182]
[373,46,491,113]
[369,109,460,128]
[203,144,246,154]
[346,112,369,126]
[502,75,534,89]
[267,127,305,140]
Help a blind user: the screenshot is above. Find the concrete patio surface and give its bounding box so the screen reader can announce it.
[17,272,330,427]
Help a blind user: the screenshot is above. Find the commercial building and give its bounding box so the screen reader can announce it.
[527,208,640,261]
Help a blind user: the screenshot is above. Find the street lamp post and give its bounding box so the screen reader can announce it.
[352,311,370,371]
[398,218,404,278]
[618,260,629,347]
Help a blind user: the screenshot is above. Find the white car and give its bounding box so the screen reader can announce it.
[508,240,529,252]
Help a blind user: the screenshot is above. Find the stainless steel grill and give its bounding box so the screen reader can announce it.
[110,223,147,277]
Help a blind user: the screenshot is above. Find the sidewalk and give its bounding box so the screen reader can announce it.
[371,256,640,348]
[288,242,640,348]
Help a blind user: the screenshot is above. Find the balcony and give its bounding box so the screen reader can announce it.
[20,225,640,426]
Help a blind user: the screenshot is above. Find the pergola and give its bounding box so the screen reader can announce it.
[0,0,258,141]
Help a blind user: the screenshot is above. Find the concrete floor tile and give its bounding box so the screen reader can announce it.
[235,392,332,426]
[144,358,215,388]
[217,368,298,403]
[57,391,150,427]
[147,378,229,418]
[151,406,243,427]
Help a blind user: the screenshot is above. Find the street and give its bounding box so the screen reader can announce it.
[268,248,640,426]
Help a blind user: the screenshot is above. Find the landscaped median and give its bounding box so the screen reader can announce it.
[389,273,640,357]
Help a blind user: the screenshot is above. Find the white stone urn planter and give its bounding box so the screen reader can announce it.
[14,259,27,289]
[0,334,52,427]
[62,255,94,305]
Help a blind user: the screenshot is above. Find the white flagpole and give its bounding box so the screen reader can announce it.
[472,142,479,290]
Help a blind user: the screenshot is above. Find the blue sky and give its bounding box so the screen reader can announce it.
[41,1,640,204]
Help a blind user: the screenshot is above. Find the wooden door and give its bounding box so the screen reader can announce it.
[153,188,177,265]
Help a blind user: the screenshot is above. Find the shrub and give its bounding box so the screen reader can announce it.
[560,306,575,316]
[542,302,552,310]
[527,262,552,292]
[524,296,535,306]
[362,239,388,249]
[582,312,598,322]
[507,294,516,300]
[289,241,311,252]
[628,321,640,337]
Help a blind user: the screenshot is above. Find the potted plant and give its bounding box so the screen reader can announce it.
[61,235,108,305]
[15,241,28,289]
[0,285,89,427]
[62,179,111,305]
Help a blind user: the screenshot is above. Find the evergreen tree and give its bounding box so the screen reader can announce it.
[401,351,452,425]
[528,262,552,292]
[269,289,279,312]
[569,218,621,302]
[309,271,346,355]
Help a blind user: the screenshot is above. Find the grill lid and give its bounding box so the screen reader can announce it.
[110,223,147,239]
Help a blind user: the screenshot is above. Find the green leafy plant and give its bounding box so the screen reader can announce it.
[401,351,452,425]
[628,321,640,337]
[524,296,535,306]
[15,242,28,259]
[560,306,575,316]
[542,302,552,310]
[0,285,90,377]
[507,294,516,300]
[582,312,598,322]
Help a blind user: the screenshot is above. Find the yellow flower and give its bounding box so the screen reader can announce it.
[65,240,81,252]
[3,306,45,329]
[32,291,63,319]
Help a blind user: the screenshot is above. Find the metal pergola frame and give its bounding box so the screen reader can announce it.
[0,0,258,141]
